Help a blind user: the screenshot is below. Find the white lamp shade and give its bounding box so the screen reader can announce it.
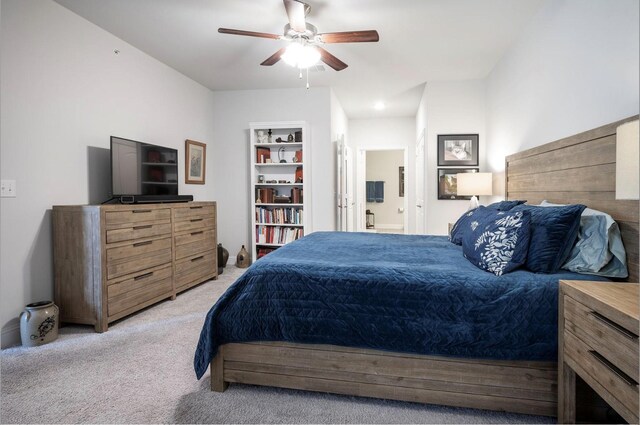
[457,172,493,196]
[616,120,639,200]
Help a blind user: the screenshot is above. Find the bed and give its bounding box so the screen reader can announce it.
[195,116,639,417]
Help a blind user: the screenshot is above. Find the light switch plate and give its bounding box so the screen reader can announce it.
[1,180,16,197]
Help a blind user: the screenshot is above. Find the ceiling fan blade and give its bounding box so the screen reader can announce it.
[283,0,307,33]
[218,28,281,40]
[261,48,287,66]
[317,47,348,71]
[319,30,380,43]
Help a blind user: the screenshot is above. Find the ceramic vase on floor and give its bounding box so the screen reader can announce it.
[217,243,229,274]
[20,301,59,347]
[236,245,250,268]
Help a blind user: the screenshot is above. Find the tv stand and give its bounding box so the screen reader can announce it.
[52,201,217,332]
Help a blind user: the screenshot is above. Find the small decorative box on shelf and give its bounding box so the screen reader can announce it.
[249,121,310,263]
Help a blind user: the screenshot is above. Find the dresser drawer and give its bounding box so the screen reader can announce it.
[564,330,639,418]
[174,205,216,221]
[174,217,216,233]
[175,229,216,261]
[175,250,216,291]
[107,264,173,317]
[105,208,171,229]
[564,295,639,381]
[106,222,172,244]
[106,237,172,280]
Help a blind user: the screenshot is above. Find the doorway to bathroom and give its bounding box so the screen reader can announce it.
[357,149,408,234]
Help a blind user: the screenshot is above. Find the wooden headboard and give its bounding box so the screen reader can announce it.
[505,115,639,282]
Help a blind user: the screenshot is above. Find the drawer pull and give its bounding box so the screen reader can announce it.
[133,225,152,230]
[190,206,203,210]
[133,241,153,247]
[590,311,639,339]
[134,272,154,281]
[191,256,204,262]
[132,210,152,214]
[191,231,204,236]
[190,218,203,223]
[589,351,638,387]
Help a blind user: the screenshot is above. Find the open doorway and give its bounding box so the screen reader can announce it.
[357,149,408,234]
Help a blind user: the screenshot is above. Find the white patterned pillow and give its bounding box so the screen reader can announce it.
[461,207,532,276]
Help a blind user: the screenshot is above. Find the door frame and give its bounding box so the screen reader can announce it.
[356,147,409,233]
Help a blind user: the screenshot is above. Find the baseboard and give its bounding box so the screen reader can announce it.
[374,224,404,230]
[1,322,21,349]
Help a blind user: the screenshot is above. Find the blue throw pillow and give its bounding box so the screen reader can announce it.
[449,208,480,245]
[486,200,527,211]
[511,204,586,273]
[461,207,531,276]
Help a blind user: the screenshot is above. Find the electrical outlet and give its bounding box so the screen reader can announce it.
[1,180,16,197]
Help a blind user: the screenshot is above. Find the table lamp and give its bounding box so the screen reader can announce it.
[457,172,493,210]
[615,120,639,200]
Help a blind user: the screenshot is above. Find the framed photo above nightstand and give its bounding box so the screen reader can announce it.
[437,168,478,200]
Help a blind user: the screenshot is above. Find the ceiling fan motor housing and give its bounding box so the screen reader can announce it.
[284,23,318,42]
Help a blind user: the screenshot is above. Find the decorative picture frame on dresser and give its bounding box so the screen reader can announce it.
[185,139,206,184]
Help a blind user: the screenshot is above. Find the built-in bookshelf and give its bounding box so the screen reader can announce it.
[250,121,310,262]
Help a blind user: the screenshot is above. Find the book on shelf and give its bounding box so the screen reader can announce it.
[256,147,271,164]
[291,187,302,204]
[294,150,302,163]
[257,188,275,203]
[255,206,303,224]
[274,195,291,203]
[256,226,304,245]
[257,247,277,259]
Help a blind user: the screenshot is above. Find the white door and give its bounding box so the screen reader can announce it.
[415,130,426,234]
[344,144,354,231]
[336,136,354,231]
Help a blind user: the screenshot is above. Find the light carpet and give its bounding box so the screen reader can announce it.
[1,264,553,424]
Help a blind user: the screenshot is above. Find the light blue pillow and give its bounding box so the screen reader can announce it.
[540,201,628,278]
[461,207,531,276]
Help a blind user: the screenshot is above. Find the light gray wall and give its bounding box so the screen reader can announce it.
[0,0,216,347]
[210,88,335,258]
[485,0,640,192]
[421,80,487,235]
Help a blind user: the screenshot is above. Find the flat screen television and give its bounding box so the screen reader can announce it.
[111,136,179,200]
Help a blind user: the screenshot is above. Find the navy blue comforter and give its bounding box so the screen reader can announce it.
[194,231,605,379]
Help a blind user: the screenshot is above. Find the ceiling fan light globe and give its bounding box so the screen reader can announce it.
[282,43,320,69]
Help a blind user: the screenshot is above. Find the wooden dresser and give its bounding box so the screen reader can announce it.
[52,202,217,332]
[558,280,639,424]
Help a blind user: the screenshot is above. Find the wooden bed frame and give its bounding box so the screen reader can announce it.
[209,116,639,417]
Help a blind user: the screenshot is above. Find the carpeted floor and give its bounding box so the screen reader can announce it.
[1,264,553,424]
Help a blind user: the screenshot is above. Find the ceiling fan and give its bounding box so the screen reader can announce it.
[218,0,379,72]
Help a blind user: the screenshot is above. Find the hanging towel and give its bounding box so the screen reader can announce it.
[366,181,375,202]
[375,181,384,203]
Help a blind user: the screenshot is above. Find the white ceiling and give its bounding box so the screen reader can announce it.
[54,0,543,118]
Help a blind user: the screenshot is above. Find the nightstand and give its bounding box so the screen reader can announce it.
[558,280,639,424]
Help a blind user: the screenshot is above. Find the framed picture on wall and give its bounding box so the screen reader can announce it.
[437,134,479,166]
[185,139,206,184]
[399,166,405,197]
[437,168,478,200]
